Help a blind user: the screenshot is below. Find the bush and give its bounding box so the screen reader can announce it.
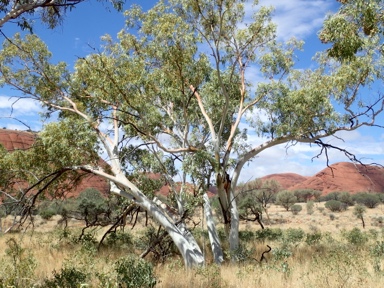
[1,238,37,287]
[353,192,381,208]
[305,232,322,245]
[284,228,305,245]
[290,204,302,215]
[255,228,283,242]
[42,267,88,288]
[39,208,57,220]
[325,200,346,212]
[114,256,157,288]
[372,216,384,227]
[343,228,368,246]
[306,201,315,215]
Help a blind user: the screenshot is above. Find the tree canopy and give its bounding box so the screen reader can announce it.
[0,0,383,267]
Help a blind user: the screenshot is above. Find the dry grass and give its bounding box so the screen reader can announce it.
[1,203,384,287]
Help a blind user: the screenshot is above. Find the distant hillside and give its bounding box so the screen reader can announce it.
[0,129,109,196]
[260,173,308,190]
[261,162,384,194]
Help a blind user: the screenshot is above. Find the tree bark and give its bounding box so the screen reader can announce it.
[203,194,224,264]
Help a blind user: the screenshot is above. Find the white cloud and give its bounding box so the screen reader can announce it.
[0,96,42,115]
[257,0,335,41]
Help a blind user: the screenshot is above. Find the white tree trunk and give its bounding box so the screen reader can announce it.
[110,178,204,267]
[229,190,239,253]
[203,194,224,264]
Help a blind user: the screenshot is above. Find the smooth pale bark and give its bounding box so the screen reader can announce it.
[228,190,239,253]
[109,178,204,267]
[203,193,224,264]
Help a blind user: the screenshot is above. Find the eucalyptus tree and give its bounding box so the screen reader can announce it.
[0,0,383,267]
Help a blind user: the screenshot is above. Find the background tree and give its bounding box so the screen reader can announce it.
[353,204,366,228]
[238,179,280,224]
[276,191,297,211]
[0,0,383,267]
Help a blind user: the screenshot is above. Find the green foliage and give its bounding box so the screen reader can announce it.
[276,190,297,211]
[0,205,6,218]
[325,200,346,212]
[353,204,366,219]
[194,264,223,288]
[114,256,157,288]
[284,228,305,246]
[42,267,88,288]
[305,232,322,245]
[0,238,37,288]
[105,230,133,248]
[0,0,383,267]
[321,191,353,206]
[37,201,63,220]
[306,201,315,215]
[353,192,381,208]
[254,228,283,242]
[76,188,109,224]
[290,204,302,215]
[342,227,368,246]
[319,0,383,60]
[293,189,320,203]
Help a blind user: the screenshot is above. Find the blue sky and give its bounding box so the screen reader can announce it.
[0,0,383,181]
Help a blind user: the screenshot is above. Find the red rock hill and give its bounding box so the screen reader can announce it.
[261,162,384,194]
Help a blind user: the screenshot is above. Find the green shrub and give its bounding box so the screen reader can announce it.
[306,201,315,215]
[42,267,87,288]
[0,205,6,218]
[239,230,254,242]
[0,238,37,287]
[305,232,322,245]
[115,256,157,288]
[105,230,133,247]
[254,228,283,242]
[291,204,302,215]
[284,228,305,245]
[325,200,346,212]
[343,228,368,246]
[39,208,56,220]
[353,192,381,208]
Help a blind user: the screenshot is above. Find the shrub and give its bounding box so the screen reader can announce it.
[343,228,368,246]
[337,191,354,206]
[291,204,302,215]
[306,201,315,215]
[372,216,384,227]
[305,232,322,245]
[325,200,346,212]
[0,205,6,218]
[284,228,305,245]
[1,238,37,287]
[353,192,381,208]
[114,256,157,288]
[254,228,283,242]
[42,267,88,288]
[39,208,56,220]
